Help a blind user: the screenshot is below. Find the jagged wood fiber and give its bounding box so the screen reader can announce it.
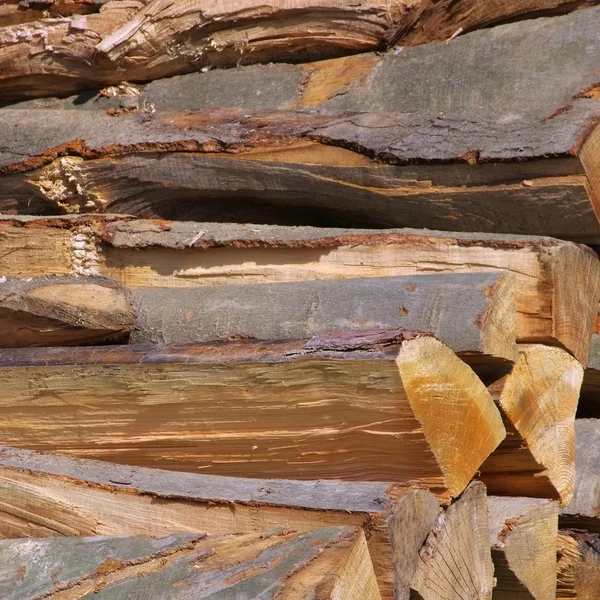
[557,531,600,600]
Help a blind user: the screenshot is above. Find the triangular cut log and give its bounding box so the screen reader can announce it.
[130,271,516,364]
[0,275,133,346]
[479,345,582,505]
[560,419,600,533]
[0,527,381,599]
[0,0,593,100]
[0,218,596,365]
[488,497,558,600]
[557,530,600,600]
[0,334,505,501]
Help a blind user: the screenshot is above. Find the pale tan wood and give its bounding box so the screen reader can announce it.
[0,275,133,346]
[488,497,558,599]
[557,531,600,600]
[0,335,505,501]
[0,527,381,600]
[480,345,582,505]
[580,121,600,223]
[0,218,596,365]
[411,482,494,600]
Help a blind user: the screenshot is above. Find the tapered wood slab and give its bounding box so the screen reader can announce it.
[488,497,558,599]
[479,345,582,505]
[131,271,516,363]
[0,527,381,599]
[0,217,596,364]
[0,0,593,100]
[0,275,133,346]
[560,419,600,533]
[0,334,505,500]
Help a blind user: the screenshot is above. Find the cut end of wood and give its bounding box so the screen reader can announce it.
[397,337,506,498]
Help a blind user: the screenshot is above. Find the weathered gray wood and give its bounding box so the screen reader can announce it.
[0,217,596,364]
[0,275,133,346]
[131,272,516,362]
[0,0,593,101]
[579,335,600,416]
[0,527,381,599]
[488,497,558,599]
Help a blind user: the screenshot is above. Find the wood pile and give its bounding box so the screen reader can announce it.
[1,2,600,599]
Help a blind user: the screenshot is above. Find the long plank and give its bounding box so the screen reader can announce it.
[0,275,133,346]
[0,0,592,100]
[0,528,381,599]
[0,335,504,501]
[0,448,497,599]
[0,217,596,364]
[130,272,516,363]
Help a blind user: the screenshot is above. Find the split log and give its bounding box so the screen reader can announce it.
[0,334,505,500]
[0,527,382,599]
[557,531,600,600]
[560,419,600,533]
[479,345,582,505]
[0,275,133,346]
[130,271,517,363]
[0,448,497,599]
[0,0,593,101]
[0,218,597,365]
[2,105,600,246]
[488,497,558,599]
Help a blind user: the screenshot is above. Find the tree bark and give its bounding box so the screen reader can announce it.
[0,334,505,501]
[0,527,382,599]
[129,271,516,364]
[0,275,133,346]
[560,419,600,533]
[557,531,600,600]
[478,345,582,505]
[488,497,558,599]
[0,217,597,365]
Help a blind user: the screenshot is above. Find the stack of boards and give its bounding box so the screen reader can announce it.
[1,1,600,598]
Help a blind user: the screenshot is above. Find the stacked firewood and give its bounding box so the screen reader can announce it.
[1,1,600,598]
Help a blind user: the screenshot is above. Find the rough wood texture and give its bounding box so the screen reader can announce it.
[560,419,600,533]
[0,527,381,599]
[488,497,558,599]
[557,531,600,600]
[579,334,600,415]
[479,345,582,505]
[410,482,494,600]
[0,275,133,346]
[0,335,505,501]
[0,0,592,100]
[0,218,596,365]
[131,271,517,363]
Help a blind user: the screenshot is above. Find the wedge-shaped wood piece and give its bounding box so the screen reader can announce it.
[131,272,517,363]
[479,346,582,505]
[0,218,593,363]
[0,449,498,599]
[488,497,558,599]
[557,531,600,600]
[0,334,505,500]
[0,275,133,346]
[410,482,494,600]
[0,527,381,600]
[560,419,600,533]
[0,0,593,100]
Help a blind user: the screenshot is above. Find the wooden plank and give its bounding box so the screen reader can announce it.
[488,497,558,599]
[557,531,600,600]
[0,527,381,599]
[0,218,596,365]
[0,0,593,101]
[1,105,600,244]
[0,334,505,501]
[479,345,582,505]
[130,272,517,363]
[0,448,498,599]
[0,275,133,346]
[560,420,600,533]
